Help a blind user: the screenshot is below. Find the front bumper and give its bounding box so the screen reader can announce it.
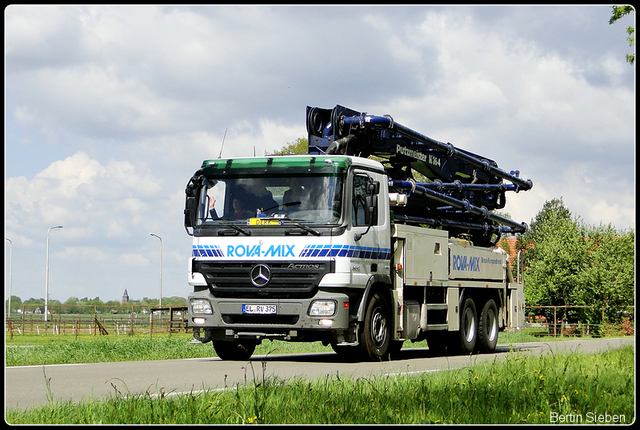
[188,289,350,339]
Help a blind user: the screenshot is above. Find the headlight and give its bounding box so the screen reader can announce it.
[190,299,213,315]
[308,300,336,317]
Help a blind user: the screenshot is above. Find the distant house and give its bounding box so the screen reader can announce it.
[497,237,518,261]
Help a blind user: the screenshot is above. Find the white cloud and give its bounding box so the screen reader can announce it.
[60,246,108,262]
[36,152,106,196]
[117,253,149,266]
[106,219,130,239]
[4,5,634,303]
[5,152,164,233]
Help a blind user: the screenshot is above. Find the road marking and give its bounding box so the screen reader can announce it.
[8,362,89,369]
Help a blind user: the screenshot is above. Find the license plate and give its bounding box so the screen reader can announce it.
[248,218,282,226]
[242,304,277,315]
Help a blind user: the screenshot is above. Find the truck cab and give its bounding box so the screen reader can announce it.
[184,155,392,360]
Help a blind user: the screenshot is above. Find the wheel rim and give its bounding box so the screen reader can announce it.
[463,307,476,343]
[371,306,387,348]
[487,308,498,342]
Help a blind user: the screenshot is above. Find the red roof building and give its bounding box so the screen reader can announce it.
[497,237,518,261]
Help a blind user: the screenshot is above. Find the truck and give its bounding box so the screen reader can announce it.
[183,105,532,361]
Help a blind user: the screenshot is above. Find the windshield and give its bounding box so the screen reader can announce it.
[197,174,343,225]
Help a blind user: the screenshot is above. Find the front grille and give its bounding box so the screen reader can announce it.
[193,260,333,298]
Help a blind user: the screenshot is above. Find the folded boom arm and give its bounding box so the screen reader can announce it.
[306,105,533,246]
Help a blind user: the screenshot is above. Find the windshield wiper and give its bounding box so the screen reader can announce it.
[287,222,322,236]
[216,222,251,236]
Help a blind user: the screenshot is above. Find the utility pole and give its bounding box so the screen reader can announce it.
[45,225,63,322]
[150,233,163,309]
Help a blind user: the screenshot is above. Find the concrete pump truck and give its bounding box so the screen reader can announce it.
[183,105,532,361]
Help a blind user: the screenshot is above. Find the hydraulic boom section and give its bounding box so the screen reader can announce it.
[306,105,533,247]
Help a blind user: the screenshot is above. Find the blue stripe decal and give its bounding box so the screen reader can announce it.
[193,245,223,257]
[298,245,391,260]
[192,244,391,259]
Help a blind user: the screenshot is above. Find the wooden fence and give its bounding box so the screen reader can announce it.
[5,304,634,339]
[5,304,188,339]
[524,305,634,337]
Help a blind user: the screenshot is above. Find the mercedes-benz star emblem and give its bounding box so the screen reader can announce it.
[250,264,271,287]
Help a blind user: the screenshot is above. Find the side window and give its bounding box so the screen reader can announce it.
[204,180,226,220]
[352,174,379,227]
[352,175,367,226]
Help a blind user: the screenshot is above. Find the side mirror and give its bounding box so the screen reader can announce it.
[184,172,203,233]
[368,180,380,195]
[184,196,197,229]
[364,179,379,225]
[355,178,380,241]
[364,194,378,225]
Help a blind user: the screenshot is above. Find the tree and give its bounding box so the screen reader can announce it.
[519,198,573,267]
[521,199,588,320]
[267,137,308,155]
[162,296,188,306]
[609,5,635,65]
[573,225,635,322]
[64,296,83,314]
[521,198,635,325]
[6,295,22,313]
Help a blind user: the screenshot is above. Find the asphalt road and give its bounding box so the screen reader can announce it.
[5,337,633,411]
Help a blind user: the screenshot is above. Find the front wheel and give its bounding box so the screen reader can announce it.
[213,340,257,360]
[359,292,392,361]
[331,342,359,357]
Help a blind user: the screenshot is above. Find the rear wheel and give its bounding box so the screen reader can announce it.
[478,299,499,352]
[457,297,477,354]
[359,292,392,361]
[213,340,257,360]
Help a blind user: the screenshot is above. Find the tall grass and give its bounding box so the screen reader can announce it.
[6,346,634,424]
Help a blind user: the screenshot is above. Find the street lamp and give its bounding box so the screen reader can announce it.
[45,225,63,322]
[5,238,12,316]
[150,233,163,309]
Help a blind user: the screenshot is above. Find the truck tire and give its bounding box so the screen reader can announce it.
[359,292,392,361]
[212,340,257,361]
[331,343,359,357]
[477,299,498,352]
[458,297,477,354]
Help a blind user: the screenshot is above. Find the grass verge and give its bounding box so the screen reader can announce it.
[6,345,634,424]
[5,329,579,367]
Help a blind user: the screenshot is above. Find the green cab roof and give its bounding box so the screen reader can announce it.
[199,155,386,178]
[200,155,352,171]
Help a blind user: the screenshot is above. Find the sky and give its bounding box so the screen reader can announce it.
[4,5,635,305]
